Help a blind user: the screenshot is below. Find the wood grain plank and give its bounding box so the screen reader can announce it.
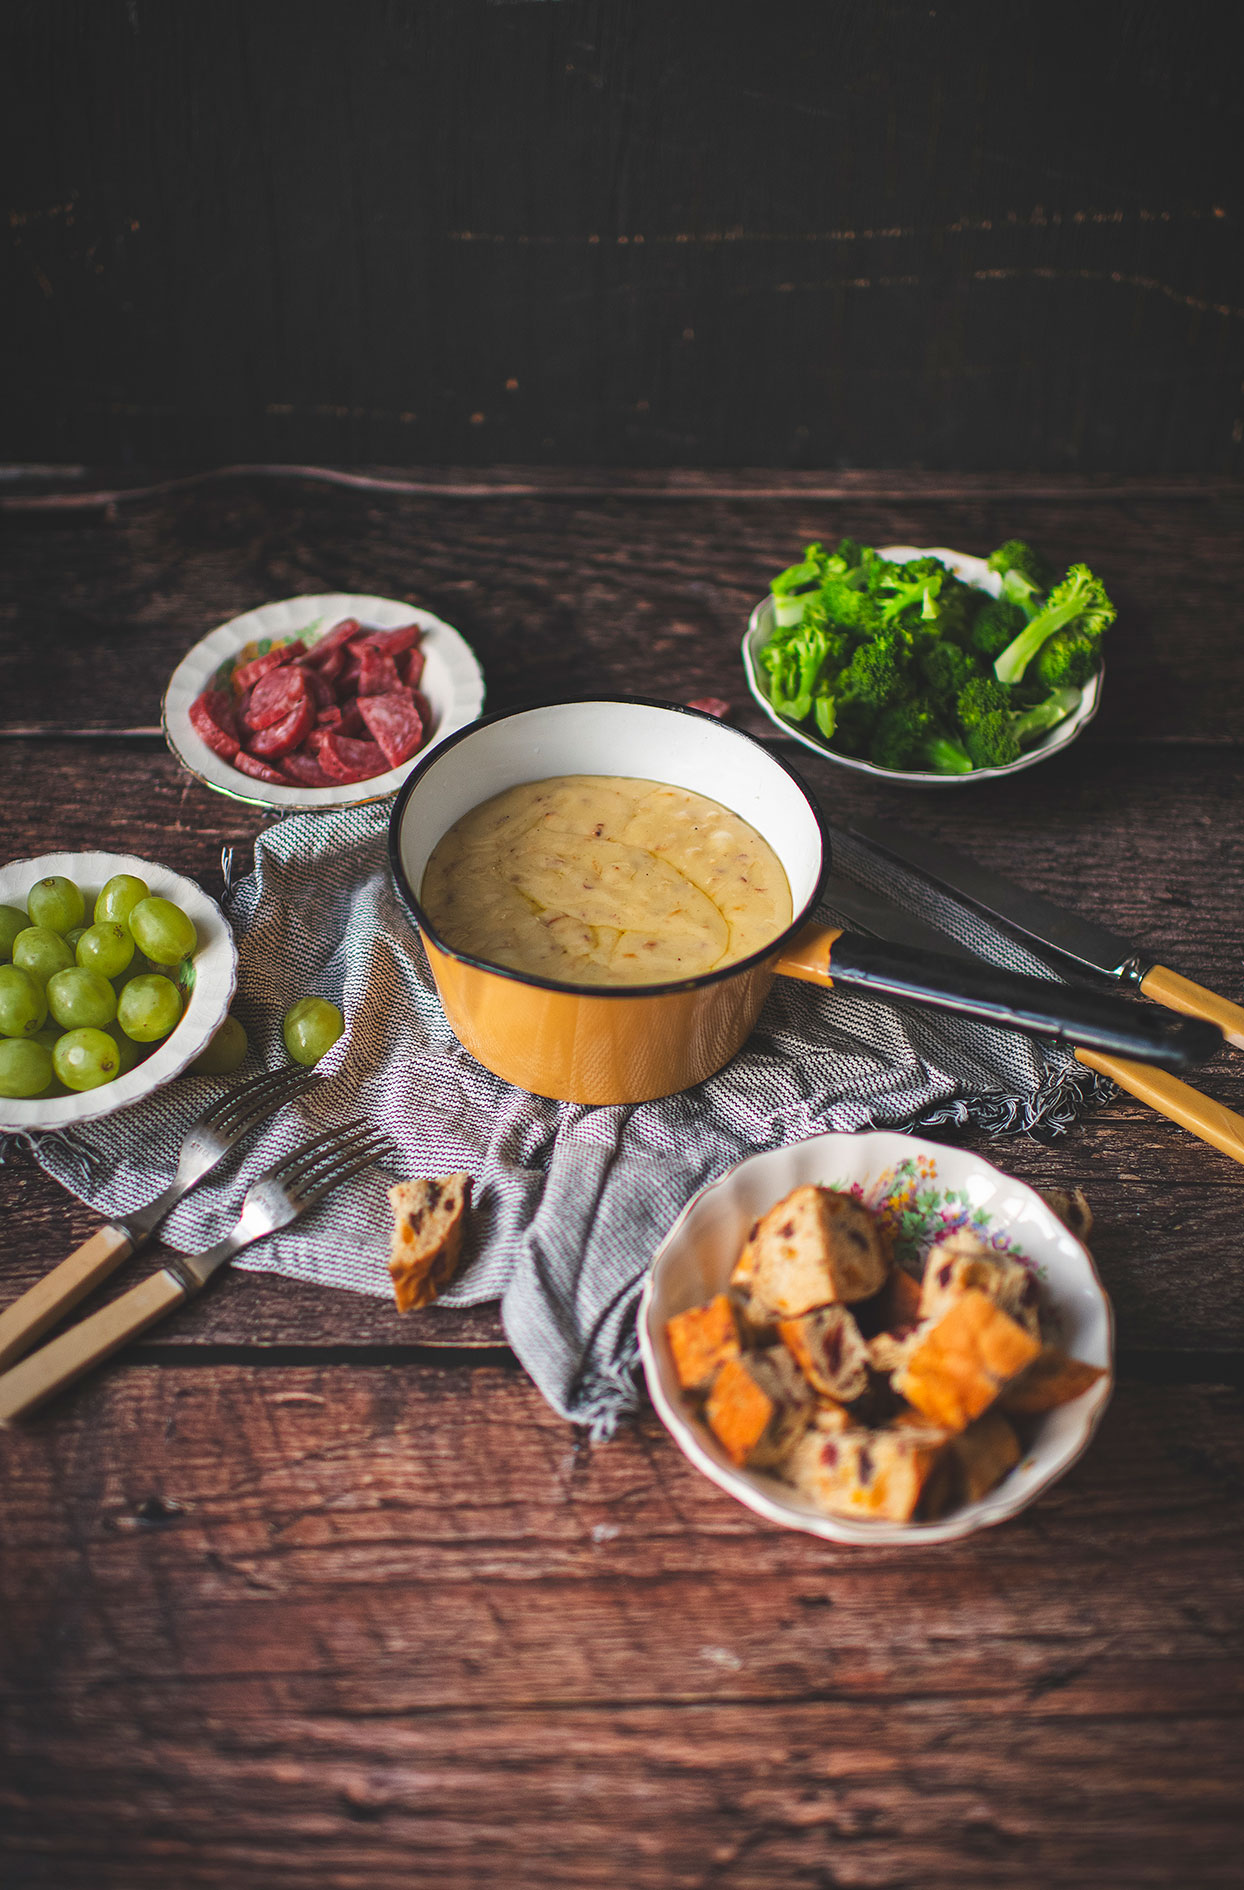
[0,1364,1240,1888]
[2,477,1243,738]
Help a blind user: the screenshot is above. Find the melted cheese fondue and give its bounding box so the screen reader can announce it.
[420,775,793,986]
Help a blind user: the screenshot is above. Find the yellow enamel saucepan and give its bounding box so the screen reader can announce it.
[387,700,1220,1107]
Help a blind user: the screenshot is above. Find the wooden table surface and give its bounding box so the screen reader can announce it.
[1,470,1242,1889]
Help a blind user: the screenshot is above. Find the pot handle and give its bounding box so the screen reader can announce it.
[773,922,843,986]
[772,922,1222,1074]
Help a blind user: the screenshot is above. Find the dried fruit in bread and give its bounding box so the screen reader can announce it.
[664,1294,741,1397]
[892,1289,1041,1432]
[730,1185,887,1319]
[388,1173,472,1312]
[1000,1345,1107,1415]
[785,1423,951,1523]
[703,1348,812,1469]
[777,1303,870,1403]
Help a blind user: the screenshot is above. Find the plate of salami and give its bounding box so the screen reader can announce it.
[162,593,486,812]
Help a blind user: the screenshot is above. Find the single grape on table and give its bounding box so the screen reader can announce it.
[283,998,344,1067]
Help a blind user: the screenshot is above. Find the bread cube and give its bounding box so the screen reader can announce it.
[1001,1345,1108,1415]
[730,1186,887,1320]
[892,1288,1042,1432]
[664,1294,742,1397]
[950,1409,1023,1504]
[388,1174,471,1312]
[785,1423,951,1523]
[777,1303,870,1403]
[918,1229,1041,1338]
[703,1348,812,1469]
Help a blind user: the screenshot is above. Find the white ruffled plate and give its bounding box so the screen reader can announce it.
[163,592,486,813]
[742,546,1102,787]
[638,1130,1114,1546]
[0,851,237,1133]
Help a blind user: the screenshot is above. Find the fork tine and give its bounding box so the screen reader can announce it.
[288,1133,395,1214]
[202,1065,317,1138]
[266,1117,377,1191]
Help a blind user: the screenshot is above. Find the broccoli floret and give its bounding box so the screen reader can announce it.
[993,564,1116,685]
[963,686,1082,768]
[868,701,973,774]
[876,565,944,626]
[969,595,1027,663]
[956,674,1010,730]
[918,640,976,713]
[836,637,907,714]
[928,577,980,646]
[760,610,848,722]
[1032,626,1103,690]
[986,539,1052,612]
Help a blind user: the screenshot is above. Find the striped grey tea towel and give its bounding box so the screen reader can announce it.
[12,805,1112,1436]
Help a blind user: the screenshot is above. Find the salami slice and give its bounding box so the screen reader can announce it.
[244,663,311,732]
[314,732,390,783]
[189,687,241,760]
[247,689,315,758]
[362,623,422,659]
[296,662,335,711]
[280,749,336,788]
[232,639,306,694]
[357,688,425,768]
[303,618,362,667]
[399,645,426,689]
[233,750,292,785]
[357,644,403,697]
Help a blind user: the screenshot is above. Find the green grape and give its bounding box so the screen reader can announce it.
[283,997,344,1067]
[0,1037,55,1098]
[0,905,27,961]
[77,921,135,980]
[64,926,88,952]
[53,1027,121,1091]
[95,873,149,927]
[13,926,75,987]
[26,875,86,934]
[188,1013,249,1076]
[104,1024,143,1075]
[47,966,118,1031]
[0,964,48,1038]
[129,896,197,966]
[118,972,182,1042]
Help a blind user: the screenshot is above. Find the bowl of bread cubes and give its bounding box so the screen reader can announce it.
[638,1131,1113,1545]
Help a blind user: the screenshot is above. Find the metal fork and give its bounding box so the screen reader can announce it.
[0,1064,317,1371]
[0,1116,394,1424]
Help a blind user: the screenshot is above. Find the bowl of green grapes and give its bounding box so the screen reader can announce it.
[0,851,237,1130]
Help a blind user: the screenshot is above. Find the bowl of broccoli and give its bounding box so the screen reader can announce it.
[742,538,1111,786]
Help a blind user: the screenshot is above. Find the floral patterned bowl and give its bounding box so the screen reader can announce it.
[638,1130,1114,1546]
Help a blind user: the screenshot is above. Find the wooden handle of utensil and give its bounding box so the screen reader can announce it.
[0,1266,189,1425]
[0,1223,134,1372]
[1139,965,1244,1052]
[1074,1048,1244,1168]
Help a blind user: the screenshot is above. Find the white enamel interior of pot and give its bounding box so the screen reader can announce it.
[395,700,825,925]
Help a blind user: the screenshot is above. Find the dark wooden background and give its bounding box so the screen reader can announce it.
[4,0,1242,473]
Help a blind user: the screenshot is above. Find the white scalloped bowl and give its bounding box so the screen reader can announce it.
[638,1130,1114,1546]
[742,547,1102,787]
[0,851,237,1133]
[162,591,486,813]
